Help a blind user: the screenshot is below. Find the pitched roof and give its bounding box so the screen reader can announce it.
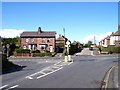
[56,35,65,41]
[111,25,120,36]
[20,27,56,38]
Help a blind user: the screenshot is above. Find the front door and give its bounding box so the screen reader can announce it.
[50,46,53,52]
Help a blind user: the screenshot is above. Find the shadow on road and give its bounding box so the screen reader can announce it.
[2,65,26,75]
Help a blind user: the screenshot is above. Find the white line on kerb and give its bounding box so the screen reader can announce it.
[37,67,63,79]
[7,85,19,89]
[0,85,8,89]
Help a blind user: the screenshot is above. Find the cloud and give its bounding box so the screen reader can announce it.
[0,29,25,38]
[80,32,113,44]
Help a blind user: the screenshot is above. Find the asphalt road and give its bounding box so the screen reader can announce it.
[1,55,118,89]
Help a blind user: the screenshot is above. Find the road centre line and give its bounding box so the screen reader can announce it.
[0,85,8,89]
[37,67,63,79]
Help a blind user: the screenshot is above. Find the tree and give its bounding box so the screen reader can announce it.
[84,41,93,47]
[2,37,21,56]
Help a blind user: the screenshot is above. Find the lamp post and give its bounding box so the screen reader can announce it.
[6,44,10,60]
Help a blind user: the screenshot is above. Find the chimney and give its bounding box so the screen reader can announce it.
[38,27,42,34]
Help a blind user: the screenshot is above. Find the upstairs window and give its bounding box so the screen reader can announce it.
[25,38,29,42]
[30,38,34,42]
[42,38,45,43]
[47,38,50,43]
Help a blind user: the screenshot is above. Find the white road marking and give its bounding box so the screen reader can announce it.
[37,67,63,79]
[68,62,73,65]
[40,71,46,75]
[55,65,63,67]
[51,66,60,68]
[54,61,62,65]
[7,85,19,89]
[26,76,33,79]
[0,85,8,89]
[43,68,54,71]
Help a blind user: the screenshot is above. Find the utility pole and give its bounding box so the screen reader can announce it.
[94,36,96,45]
[63,28,65,48]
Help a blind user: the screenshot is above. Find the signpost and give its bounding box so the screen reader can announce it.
[64,40,72,62]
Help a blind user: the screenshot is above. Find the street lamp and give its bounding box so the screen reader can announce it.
[6,44,10,60]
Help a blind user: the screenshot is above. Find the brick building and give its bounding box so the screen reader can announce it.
[99,25,120,47]
[20,27,56,52]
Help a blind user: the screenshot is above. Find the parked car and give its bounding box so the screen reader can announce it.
[89,47,93,50]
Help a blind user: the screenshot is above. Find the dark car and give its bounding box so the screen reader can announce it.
[89,47,93,50]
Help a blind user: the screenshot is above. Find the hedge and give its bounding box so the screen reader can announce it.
[32,52,52,57]
[100,46,120,53]
[108,46,120,53]
[32,53,45,57]
[31,50,40,53]
[15,48,30,53]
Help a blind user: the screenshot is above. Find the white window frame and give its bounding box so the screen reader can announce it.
[47,38,50,43]
[39,45,46,50]
[41,38,45,43]
[25,38,29,42]
[30,38,34,42]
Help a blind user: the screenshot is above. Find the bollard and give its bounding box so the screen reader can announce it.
[64,56,68,62]
[68,55,71,62]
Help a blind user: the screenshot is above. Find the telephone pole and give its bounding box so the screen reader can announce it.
[63,28,65,47]
[94,36,96,45]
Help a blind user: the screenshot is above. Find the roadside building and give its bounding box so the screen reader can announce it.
[99,25,120,47]
[20,27,56,52]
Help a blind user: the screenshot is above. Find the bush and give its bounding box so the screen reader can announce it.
[100,46,120,54]
[32,53,45,57]
[2,53,7,61]
[2,53,15,70]
[45,52,52,56]
[32,50,40,53]
[100,46,108,52]
[108,46,120,53]
[69,44,78,55]
[15,48,30,53]
[32,52,52,57]
[45,50,50,53]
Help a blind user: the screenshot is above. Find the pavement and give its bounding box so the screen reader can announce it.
[107,64,119,89]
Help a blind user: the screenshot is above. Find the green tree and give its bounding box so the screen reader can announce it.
[84,41,93,47]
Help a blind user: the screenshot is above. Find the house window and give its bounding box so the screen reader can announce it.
[23,46,27,49]
[47,38,50,43]
[25,38,29,42]
[30,38,34,42]
[39,45,46,50]
[42,38,45,43]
